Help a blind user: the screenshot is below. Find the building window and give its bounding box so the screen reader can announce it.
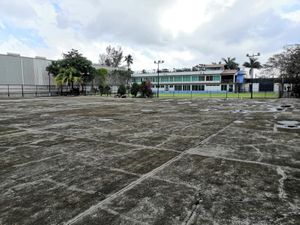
[192,76,198,81]
[213,75,221,81]
[174,76,183,82]
[161,77,169,82]
[193,76,205,81]
[206,76,213,81]
[206,84,219,87]
[183,76,191,82]
[221,85,227,91]
[199,76,205,81]
[169,85,174,88]
[175,85,182,91]
[192,85,205,91]
[183,85,191,91]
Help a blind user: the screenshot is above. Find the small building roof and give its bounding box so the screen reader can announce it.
[221,69,238,76]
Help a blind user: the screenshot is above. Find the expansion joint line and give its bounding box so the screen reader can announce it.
[64,120,236,225]
[183,200,201,225]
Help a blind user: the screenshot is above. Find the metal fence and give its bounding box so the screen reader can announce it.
[0,84,280,99]
[155,91,279,99]
[0,84,97,98]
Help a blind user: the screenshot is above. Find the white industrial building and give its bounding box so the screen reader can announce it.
[0,53,54,85]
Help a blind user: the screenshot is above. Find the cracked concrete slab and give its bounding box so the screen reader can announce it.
[0,97,299,225]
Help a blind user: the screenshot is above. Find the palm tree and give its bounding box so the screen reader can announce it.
[243,57,262,78]
[222,57,239,70]
[55,67,81,93]
[124,54,133,70]
[243,58,262,98]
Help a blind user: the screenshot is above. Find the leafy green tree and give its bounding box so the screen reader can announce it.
[264,44,300,97]
[46,60,61,76]
[46,49,95,89]
[104,85,111,96]
[222,57,239,70]
[124,54,133,70]
[95,68,108,95]
[131,83,139,97]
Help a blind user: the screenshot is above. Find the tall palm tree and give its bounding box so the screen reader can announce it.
[222,57,239,70]
[243,57,262,78]
[124,54,133,70]
[243,58,262,98]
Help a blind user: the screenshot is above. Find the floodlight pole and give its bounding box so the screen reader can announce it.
[246,53,260,99]
[154,60,164,98]
[48,72,51,96]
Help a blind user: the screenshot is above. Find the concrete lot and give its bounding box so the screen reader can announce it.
[0,96,299,225]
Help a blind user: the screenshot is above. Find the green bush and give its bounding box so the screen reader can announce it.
[118,84,126,96]
[131,83,139,97]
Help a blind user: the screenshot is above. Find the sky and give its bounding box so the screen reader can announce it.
[0,0,300,71]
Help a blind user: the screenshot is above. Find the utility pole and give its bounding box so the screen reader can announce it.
[154,60,164,98]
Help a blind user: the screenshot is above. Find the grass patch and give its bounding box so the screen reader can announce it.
[158,92,279,99]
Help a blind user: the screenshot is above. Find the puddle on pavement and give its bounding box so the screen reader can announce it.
[276,121,300,130]
[231,109,248,114]
[177,102,192,105]
[141,109,155,114]
[98,118,114,122]
[234,120,245,124]
[281,105,292,108]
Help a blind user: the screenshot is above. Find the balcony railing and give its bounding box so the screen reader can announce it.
[221,79,234,83]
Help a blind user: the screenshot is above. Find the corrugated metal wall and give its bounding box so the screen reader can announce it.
[0,54,54,85]
[22,57,35,84]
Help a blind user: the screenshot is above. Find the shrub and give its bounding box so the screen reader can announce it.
[118,84,126,96]
[131,83,139,97]
[139,81,153,98]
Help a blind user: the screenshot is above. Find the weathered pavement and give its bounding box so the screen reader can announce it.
[0,97,299,225]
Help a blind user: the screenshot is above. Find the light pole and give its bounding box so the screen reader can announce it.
[48,72,51,96]
[246,53,260,99]
[154,60,164,98]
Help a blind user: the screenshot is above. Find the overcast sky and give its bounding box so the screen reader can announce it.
[0,0,299,70]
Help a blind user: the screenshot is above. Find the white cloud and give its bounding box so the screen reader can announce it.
[160,0,237,37]
[281,10,300,23]
[0,36,37,56]
[0,0,299,70]
[0,21,5,29]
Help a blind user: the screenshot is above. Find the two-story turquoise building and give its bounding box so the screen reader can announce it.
[132,64,238,93]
